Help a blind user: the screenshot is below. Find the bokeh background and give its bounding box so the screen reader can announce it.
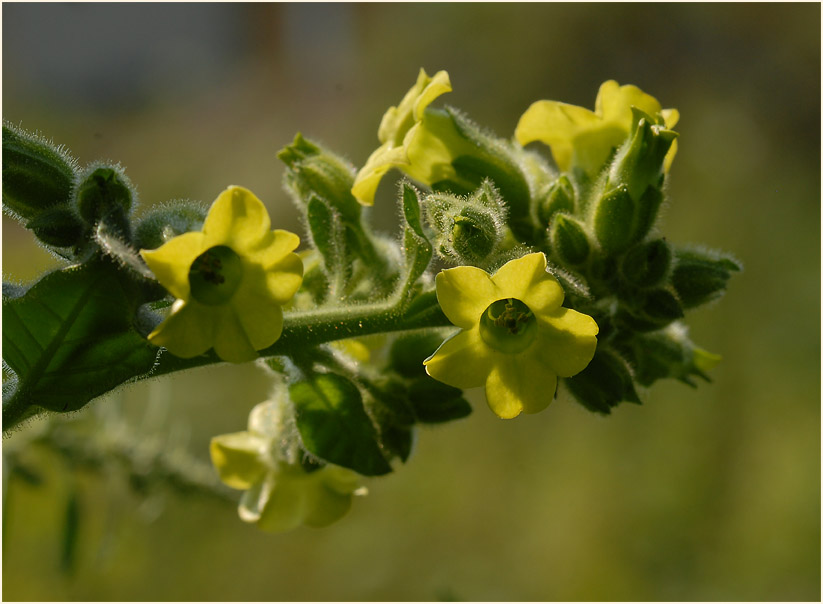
[2,3,820,601]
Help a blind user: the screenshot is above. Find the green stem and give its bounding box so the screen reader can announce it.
[147,292,451,379]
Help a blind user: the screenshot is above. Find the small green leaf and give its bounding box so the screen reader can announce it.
[401,183,433,289]
[408,377,471,423]
[290,372,392,476]
[2,259,159,429]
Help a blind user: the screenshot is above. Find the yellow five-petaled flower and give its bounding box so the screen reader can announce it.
[140,186,303,363]
[424,253,599,419]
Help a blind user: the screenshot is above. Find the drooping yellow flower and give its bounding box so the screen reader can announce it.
[140,186,303,363]
[424,252,598,419]
[515,80,680,176]
[352,68,473,205]
[210,400,364,533]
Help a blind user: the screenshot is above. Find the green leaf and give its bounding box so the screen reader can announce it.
[2,260,159,429]
[400,183,433,289]
[290,371,392,476]
[408,377,471,423]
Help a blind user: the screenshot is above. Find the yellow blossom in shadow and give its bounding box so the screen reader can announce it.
[210,400,364,533]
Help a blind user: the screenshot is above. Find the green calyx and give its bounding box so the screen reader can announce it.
[188,245,244,305]
[479,298,537,353]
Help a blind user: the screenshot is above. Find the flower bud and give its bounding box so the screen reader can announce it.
[593,185,635,255]
[133,201,208,250]
[550,213,590,267]
[424,181,506,266]
[607,108,678,201]
[537,175,575,226]
[2,124,77,221]
[279,133,361,224]
[564,348,641,414]
[671,248,741,308]
[626,323,722,387]
[617,288,684,332]
[620,238,671,288]
[24,206,86,248]
[75,165,135,226]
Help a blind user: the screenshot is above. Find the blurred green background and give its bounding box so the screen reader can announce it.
[2,3,820,601]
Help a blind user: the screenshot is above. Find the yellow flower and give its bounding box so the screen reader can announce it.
[424,252,598,419]
[210,400,364,533]
[515,80,680,176]
[140,186,303,363]
[352,68,471,205]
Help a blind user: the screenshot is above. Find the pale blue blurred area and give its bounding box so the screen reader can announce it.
[2,3,820,601]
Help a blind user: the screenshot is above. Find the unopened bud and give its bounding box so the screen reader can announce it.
[75,165,134,225]
[2,124,77,221]
[550,214,590,266]
[565,349,641,414]
[25,206,86,248]
[620,239,671,288]
[607,108,677,201]
[593,185,635,255]
[537,175,575,225]
[671,248,741,308]
[134,201,208,250]
[279,133,361,224]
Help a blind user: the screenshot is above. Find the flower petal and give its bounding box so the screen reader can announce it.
[351,142,409,206]
[209,431,269,490]
[490,252,564,312]
[435,265,497,328]
[255,471,308,533]
[484,353,558,419]
[595,80,662,125]
[246,229,301,268]
[377,68,451,147]
[231,286,284,352]
[248,400,284,436]
[424,327,493,389]
[140,231,206,299]
[515,100,600,171]
[202,186,272,248]
[213,307,258,363]
[147,300,215,358]
[535,307,599,377]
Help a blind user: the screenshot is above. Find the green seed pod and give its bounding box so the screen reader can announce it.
[279,133,361,224]
[564,348,641,414]
[133,200,207,250]
[75,165,135,225]
[24,205,87,248]
[2,124,77,221]
[550,213,590,267]
[607,108,678,201]
[537,175,575,226]
[671,248,742,308]
[593,185,635,255]
[620,238,671,288]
